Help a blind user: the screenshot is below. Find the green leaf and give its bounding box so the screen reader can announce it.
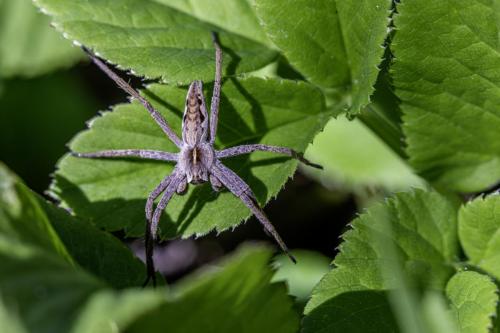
[50,77,330,238]
[0,239,105,333]
[1,161,149,289]
[271,250,331,303]
[446,271,498,333]
[1,164,296,332]
[0,163,72,263]
[420,292,458,333]
[34,0,277,84]
[125,245,299,333]
[303,190,459,332]
[0,0,82,77]
[38,197,149,289]
[393,1,500,192]
[69,289,165,333]
[71,245,298,333]
[152,0,272,46]
[459,194,500,280]
[0,163,105,333]
[0,297,29,333]
[304,115,422,191]
[254,0,392,113]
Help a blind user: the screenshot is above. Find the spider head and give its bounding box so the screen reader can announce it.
[182,80,209,146]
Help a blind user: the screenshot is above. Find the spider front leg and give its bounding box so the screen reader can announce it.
[216,144,322,169]
[210,160,296,263]
[82,47,183,148]
[73,149,178,162]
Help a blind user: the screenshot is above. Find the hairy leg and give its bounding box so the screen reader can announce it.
[209,32,223,144]
[210,160,296,263]
[143,174,174,287]
[81,47,183,147]
[73,149,178,162]
[145,174,176,223]
[216,144,322,169]
[209,174,223,192]
[144,173,186,287]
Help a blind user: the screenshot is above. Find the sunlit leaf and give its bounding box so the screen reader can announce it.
[459,194,500,280]
[255,0,392,113]
[152,0,272,46]
[272,249,330,303]
[304,115,422,191]
[446,271,498,333]
[34,0,277,84]
[303,190,459,332]
[393,0,500,192]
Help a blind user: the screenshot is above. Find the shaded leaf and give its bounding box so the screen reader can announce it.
[446,271,498,333]
[255,0,392,113]
[303,190,459,332]
[34,0,277,84]
[0,163,72,262]
[393,0,500,192]
[459,194,500,280]
[0,161,150,289]
[0,239,104,333]
[50,77,329,238]
[0,163,105,333]
[0,0,82,77]
[0,72,98,193]
[39,197,149,289]
[126,245,299,333]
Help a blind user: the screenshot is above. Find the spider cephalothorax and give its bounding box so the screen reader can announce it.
[75,33,322,286]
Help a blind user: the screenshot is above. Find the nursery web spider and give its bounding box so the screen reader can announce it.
[74,33,322,286]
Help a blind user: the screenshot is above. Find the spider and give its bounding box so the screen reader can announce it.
[74,33,322,286]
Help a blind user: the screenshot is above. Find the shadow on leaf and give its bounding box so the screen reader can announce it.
[303,290,398,333]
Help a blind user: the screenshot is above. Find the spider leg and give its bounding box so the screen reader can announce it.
[217,144,322,169]
[73,149,178,162]
[209,32,223,144]
[210,160,296,263]
[81,46,183,148]
[143,172,186,287]
[143,174,174,287]
[209,174,223,192]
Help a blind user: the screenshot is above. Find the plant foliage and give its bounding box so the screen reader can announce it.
[2,0,500,332]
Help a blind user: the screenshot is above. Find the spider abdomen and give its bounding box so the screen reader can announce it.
[182,80,209,146]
